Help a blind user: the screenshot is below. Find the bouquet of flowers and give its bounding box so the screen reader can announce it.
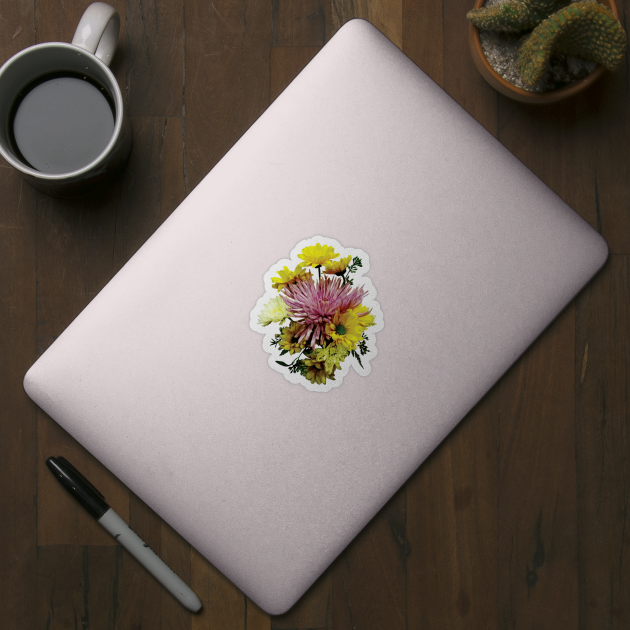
[253,239,380,388]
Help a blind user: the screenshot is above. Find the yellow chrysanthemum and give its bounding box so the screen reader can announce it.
[312,345,349,374]
[325,309,363,351]
[352,304,376,328]
[303,357,336,385]
[324,255,352,275]
[279,321,306,354]
[271,264,312,290]
[298,243,339,268]
[258,296,289,326]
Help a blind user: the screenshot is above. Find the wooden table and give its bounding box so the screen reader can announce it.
[1,1,628,628]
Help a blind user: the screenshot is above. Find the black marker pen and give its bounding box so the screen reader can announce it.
[46,456,202,612]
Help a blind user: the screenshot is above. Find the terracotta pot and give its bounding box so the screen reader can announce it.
[468,0,619,103]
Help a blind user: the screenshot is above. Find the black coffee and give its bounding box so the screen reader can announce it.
[10,72,115,174]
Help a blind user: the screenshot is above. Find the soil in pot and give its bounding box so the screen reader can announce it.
[479,0,598,92]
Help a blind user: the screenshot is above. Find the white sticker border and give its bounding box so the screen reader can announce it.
[249,235,384,392]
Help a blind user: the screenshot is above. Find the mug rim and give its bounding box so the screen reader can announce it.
[0,41,125,181]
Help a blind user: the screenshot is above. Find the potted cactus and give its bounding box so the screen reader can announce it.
[467,0,627,103]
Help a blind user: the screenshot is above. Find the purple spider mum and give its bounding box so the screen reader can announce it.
[281,276,368,347]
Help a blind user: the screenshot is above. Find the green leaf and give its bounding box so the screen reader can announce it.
[276,361,290,367]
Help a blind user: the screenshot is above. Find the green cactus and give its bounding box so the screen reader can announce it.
[467,0,568,33]
[516,1,627,86]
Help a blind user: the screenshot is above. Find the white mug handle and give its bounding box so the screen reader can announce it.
[71,2,120,67]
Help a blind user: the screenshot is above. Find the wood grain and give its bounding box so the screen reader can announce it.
[443,0,498,131]
[576,255,630,629]
[271,0,332,46]
[0,141,38,630]
[1,0,629,627]
[270,47,322,103]
[36,545,119,630]
[115,495,192,629]
[0,5,39,629]
[584,71,630,254]
[190,549,248,630]
[111,116,185,270]
[331,486,408,630]
[407,393,499,629]
[184,0,271,191]
[35,0,128,95]
[37,416,129,546]
[497,304,579,629]
[403,0,444,87]
[125,0,184,117]
[332,0,403,48]
[271,573,332,629]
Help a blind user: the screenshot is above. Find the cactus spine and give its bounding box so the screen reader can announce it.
[467,0,568,33]
[516,1,627,85]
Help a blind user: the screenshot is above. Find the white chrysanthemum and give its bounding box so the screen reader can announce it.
[257,296,289,326]
[313,345,350,374]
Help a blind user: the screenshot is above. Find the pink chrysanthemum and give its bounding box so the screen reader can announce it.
[281,276,368,348]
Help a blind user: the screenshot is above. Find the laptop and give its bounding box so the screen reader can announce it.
[23,19,608,614]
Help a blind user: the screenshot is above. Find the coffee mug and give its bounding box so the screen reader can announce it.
[0,2,132,197]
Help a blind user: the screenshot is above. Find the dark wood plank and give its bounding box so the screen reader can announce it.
[184,0,272,191]
[271,0,331,46]
[36,545,118,630]
[0,0,36,54]
[443,0,498,131]
[494,66,630,257]
[496,97,599,223]
[330,486,408,630]
[109,494,192,629]
[36,0,128,94]
[270,47,321,103]
[331,0,402,48]
[38,416,129,546]
[158,117,187,220]
[34,188,121,354]
[0,4,39,629]
[112,116,185,270]
[490,16,629,628]
[497,305,578,628]
[125,0,184,117]
[1,0,628,627]
[576,255,630,629]
[271,573,332,629]
[190,549,247,630]
[0,131,38,630]
[189,551,270,630]
[407,395,499,629]
[402,0,444,88]
[583,71,630,254]
[36,0,120,44]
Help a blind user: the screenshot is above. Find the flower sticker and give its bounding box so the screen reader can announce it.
[250,236,383,392]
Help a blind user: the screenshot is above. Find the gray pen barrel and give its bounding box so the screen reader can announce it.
[98,508,202,612]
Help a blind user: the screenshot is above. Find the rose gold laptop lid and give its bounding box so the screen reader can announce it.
[24,19,607,614]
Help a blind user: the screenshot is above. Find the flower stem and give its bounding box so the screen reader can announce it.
[289,349,305,366]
